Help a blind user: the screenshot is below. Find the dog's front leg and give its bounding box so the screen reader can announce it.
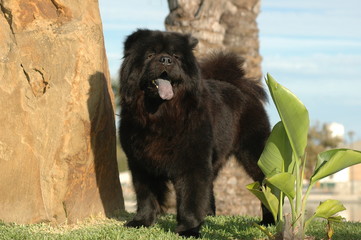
[173,169,213,238]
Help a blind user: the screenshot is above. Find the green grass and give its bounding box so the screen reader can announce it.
[0,214,360,240]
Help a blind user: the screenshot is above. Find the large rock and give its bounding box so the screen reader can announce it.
[0,0,124,224]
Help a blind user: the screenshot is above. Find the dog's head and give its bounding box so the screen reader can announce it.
[120,29,199,103]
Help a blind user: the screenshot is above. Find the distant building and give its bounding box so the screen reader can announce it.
[324,122,345,142]
[349,141,361,181]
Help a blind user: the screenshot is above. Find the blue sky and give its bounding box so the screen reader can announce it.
[99,0,361,141]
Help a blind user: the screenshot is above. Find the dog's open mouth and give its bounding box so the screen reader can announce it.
[152,72,174,100]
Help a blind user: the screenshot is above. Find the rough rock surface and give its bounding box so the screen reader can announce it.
[166,0,262,79]
[213,158,261,217]
[0,0,124,224]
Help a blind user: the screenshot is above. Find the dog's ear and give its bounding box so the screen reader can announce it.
[187,35,198,49]
[124,29,151,52]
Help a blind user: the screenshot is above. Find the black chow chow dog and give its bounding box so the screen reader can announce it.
[119,29,273,237]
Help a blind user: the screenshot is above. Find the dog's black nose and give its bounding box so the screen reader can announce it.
[159,56,172,65]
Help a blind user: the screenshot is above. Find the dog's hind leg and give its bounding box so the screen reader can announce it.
[235,143,275,225]
[234,112,274,225]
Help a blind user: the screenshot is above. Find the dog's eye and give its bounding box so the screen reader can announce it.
[147,53,154,59]
[173,54,180,59]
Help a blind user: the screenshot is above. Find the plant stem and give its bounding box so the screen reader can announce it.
[302,182,316,231]
[304,214,316,232]
[287,196,296,223]
[253,222,276,240]
[301,152,307,182]
[294,153,302,216]
[279,191,283,223]
[299,152,308,228]
[294,152,303,239]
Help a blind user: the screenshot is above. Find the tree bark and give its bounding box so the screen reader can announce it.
[165,0,262,79]
[0,0,124,224]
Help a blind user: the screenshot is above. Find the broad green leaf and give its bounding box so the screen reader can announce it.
[311,149,361,183]
[312,199,346,219]
[327,215,345,223]
[266,173,296,200]
[247,182,279,222]
[305,200,346,232]
[266,74,309,158]
[258,121,293,177]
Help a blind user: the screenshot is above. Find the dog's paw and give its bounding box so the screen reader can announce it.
[259,217,275,226]
[178,229,200,238]
[124,219,149,228]
[177,225,201,238]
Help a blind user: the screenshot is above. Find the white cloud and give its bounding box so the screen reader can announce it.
[261,36,361,53]
[263,53,361,78]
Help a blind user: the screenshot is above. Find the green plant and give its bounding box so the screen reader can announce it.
[247,74,361,239]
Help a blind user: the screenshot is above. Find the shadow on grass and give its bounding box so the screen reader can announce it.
[155,214,177,232]
[116,211,276,240]
[156,214,272,240]
[112,210,135,222]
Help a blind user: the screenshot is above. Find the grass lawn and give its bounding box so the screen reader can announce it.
[1,213,361,240]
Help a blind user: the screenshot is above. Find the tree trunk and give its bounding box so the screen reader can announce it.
[165,0,262,79]
[165,0,263,217]
[0,0,124,224]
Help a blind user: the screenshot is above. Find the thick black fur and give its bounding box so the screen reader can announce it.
[119,29,273,238]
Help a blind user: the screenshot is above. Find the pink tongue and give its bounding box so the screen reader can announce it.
[156,79,174,100]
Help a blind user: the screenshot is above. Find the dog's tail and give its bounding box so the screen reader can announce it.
[199,52,267,101]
